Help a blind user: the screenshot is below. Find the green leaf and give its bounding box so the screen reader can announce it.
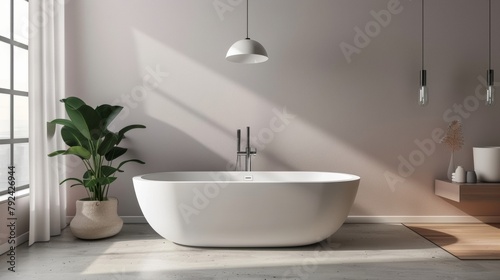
[117,124,146,142]
[64,146,91,159]
[84,176,116,189]
[101,166,121,177]
[83,170,93,179]
[61,97,86,110]
[48,150,67,157]
[48,119,77,130]
[84,178,97,188]
[83,170,96,189]
[61,126,88,148]
[97,133,119,155]
[96,105,123,130]
[96,176,117,185]
[116,159,145,170]
[50,147,91,159]
[105,147,127,161]
[65,104,102,140]
[59,177,84,185]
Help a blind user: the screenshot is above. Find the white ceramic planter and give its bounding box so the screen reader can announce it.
[70,197,123,240]
[473,147,500,182]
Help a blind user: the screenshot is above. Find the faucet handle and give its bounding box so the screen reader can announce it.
[246,126,251,149]
[237,129,241,152]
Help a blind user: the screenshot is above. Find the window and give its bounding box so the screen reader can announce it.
[0,0,29,195]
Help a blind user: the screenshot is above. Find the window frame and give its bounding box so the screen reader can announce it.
[0,0,29,196]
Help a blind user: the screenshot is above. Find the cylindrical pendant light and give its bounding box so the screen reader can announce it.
[226,0,268,64]
[486,0,495,105]
[419,0,428,106]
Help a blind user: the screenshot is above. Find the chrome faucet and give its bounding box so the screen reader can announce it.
[236,127,257,171]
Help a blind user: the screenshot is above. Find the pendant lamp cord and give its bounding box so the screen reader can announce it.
[489,0,491,69]
[246,0,249,39]
[422,0,424,70]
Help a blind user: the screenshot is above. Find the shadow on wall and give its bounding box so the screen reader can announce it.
[151,88,298,171]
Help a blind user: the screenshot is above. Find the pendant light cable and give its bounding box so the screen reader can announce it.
[486,0,495,105]
[422,0,425,69]
[246,0,249,39]
[489,0,491,69]
[418,0,428,106]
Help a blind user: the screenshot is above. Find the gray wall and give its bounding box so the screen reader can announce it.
[64,0,500,218]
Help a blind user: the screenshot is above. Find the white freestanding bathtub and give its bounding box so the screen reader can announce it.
[133,171,360,247]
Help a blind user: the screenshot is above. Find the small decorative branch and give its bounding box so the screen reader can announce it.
[440,120,464,152]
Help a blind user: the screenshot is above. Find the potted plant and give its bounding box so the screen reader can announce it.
[48,96,145,239]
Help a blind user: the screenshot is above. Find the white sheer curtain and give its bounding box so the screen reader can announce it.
[29,0,66,245]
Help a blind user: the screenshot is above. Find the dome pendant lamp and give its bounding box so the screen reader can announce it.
[486,0,495,105]
[418,0,428,106]
[226,0,268,64]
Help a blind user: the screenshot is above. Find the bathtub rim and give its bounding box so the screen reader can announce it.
[133,171,360,184]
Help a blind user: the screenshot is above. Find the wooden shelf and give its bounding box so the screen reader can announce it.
[435,179,500,202]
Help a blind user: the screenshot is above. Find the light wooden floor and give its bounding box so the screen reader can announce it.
[405,224,500,260]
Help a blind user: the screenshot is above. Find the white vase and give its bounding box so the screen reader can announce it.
[447,153,454,181]
[70,197,123,240]
[473,147,500,182]
[453,166,466,183]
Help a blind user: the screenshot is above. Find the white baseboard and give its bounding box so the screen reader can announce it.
[345,216,500,223]
[0,231,29,255]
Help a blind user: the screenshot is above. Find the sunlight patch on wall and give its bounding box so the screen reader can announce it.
[130,29,290,165]
[128,29,435,198]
